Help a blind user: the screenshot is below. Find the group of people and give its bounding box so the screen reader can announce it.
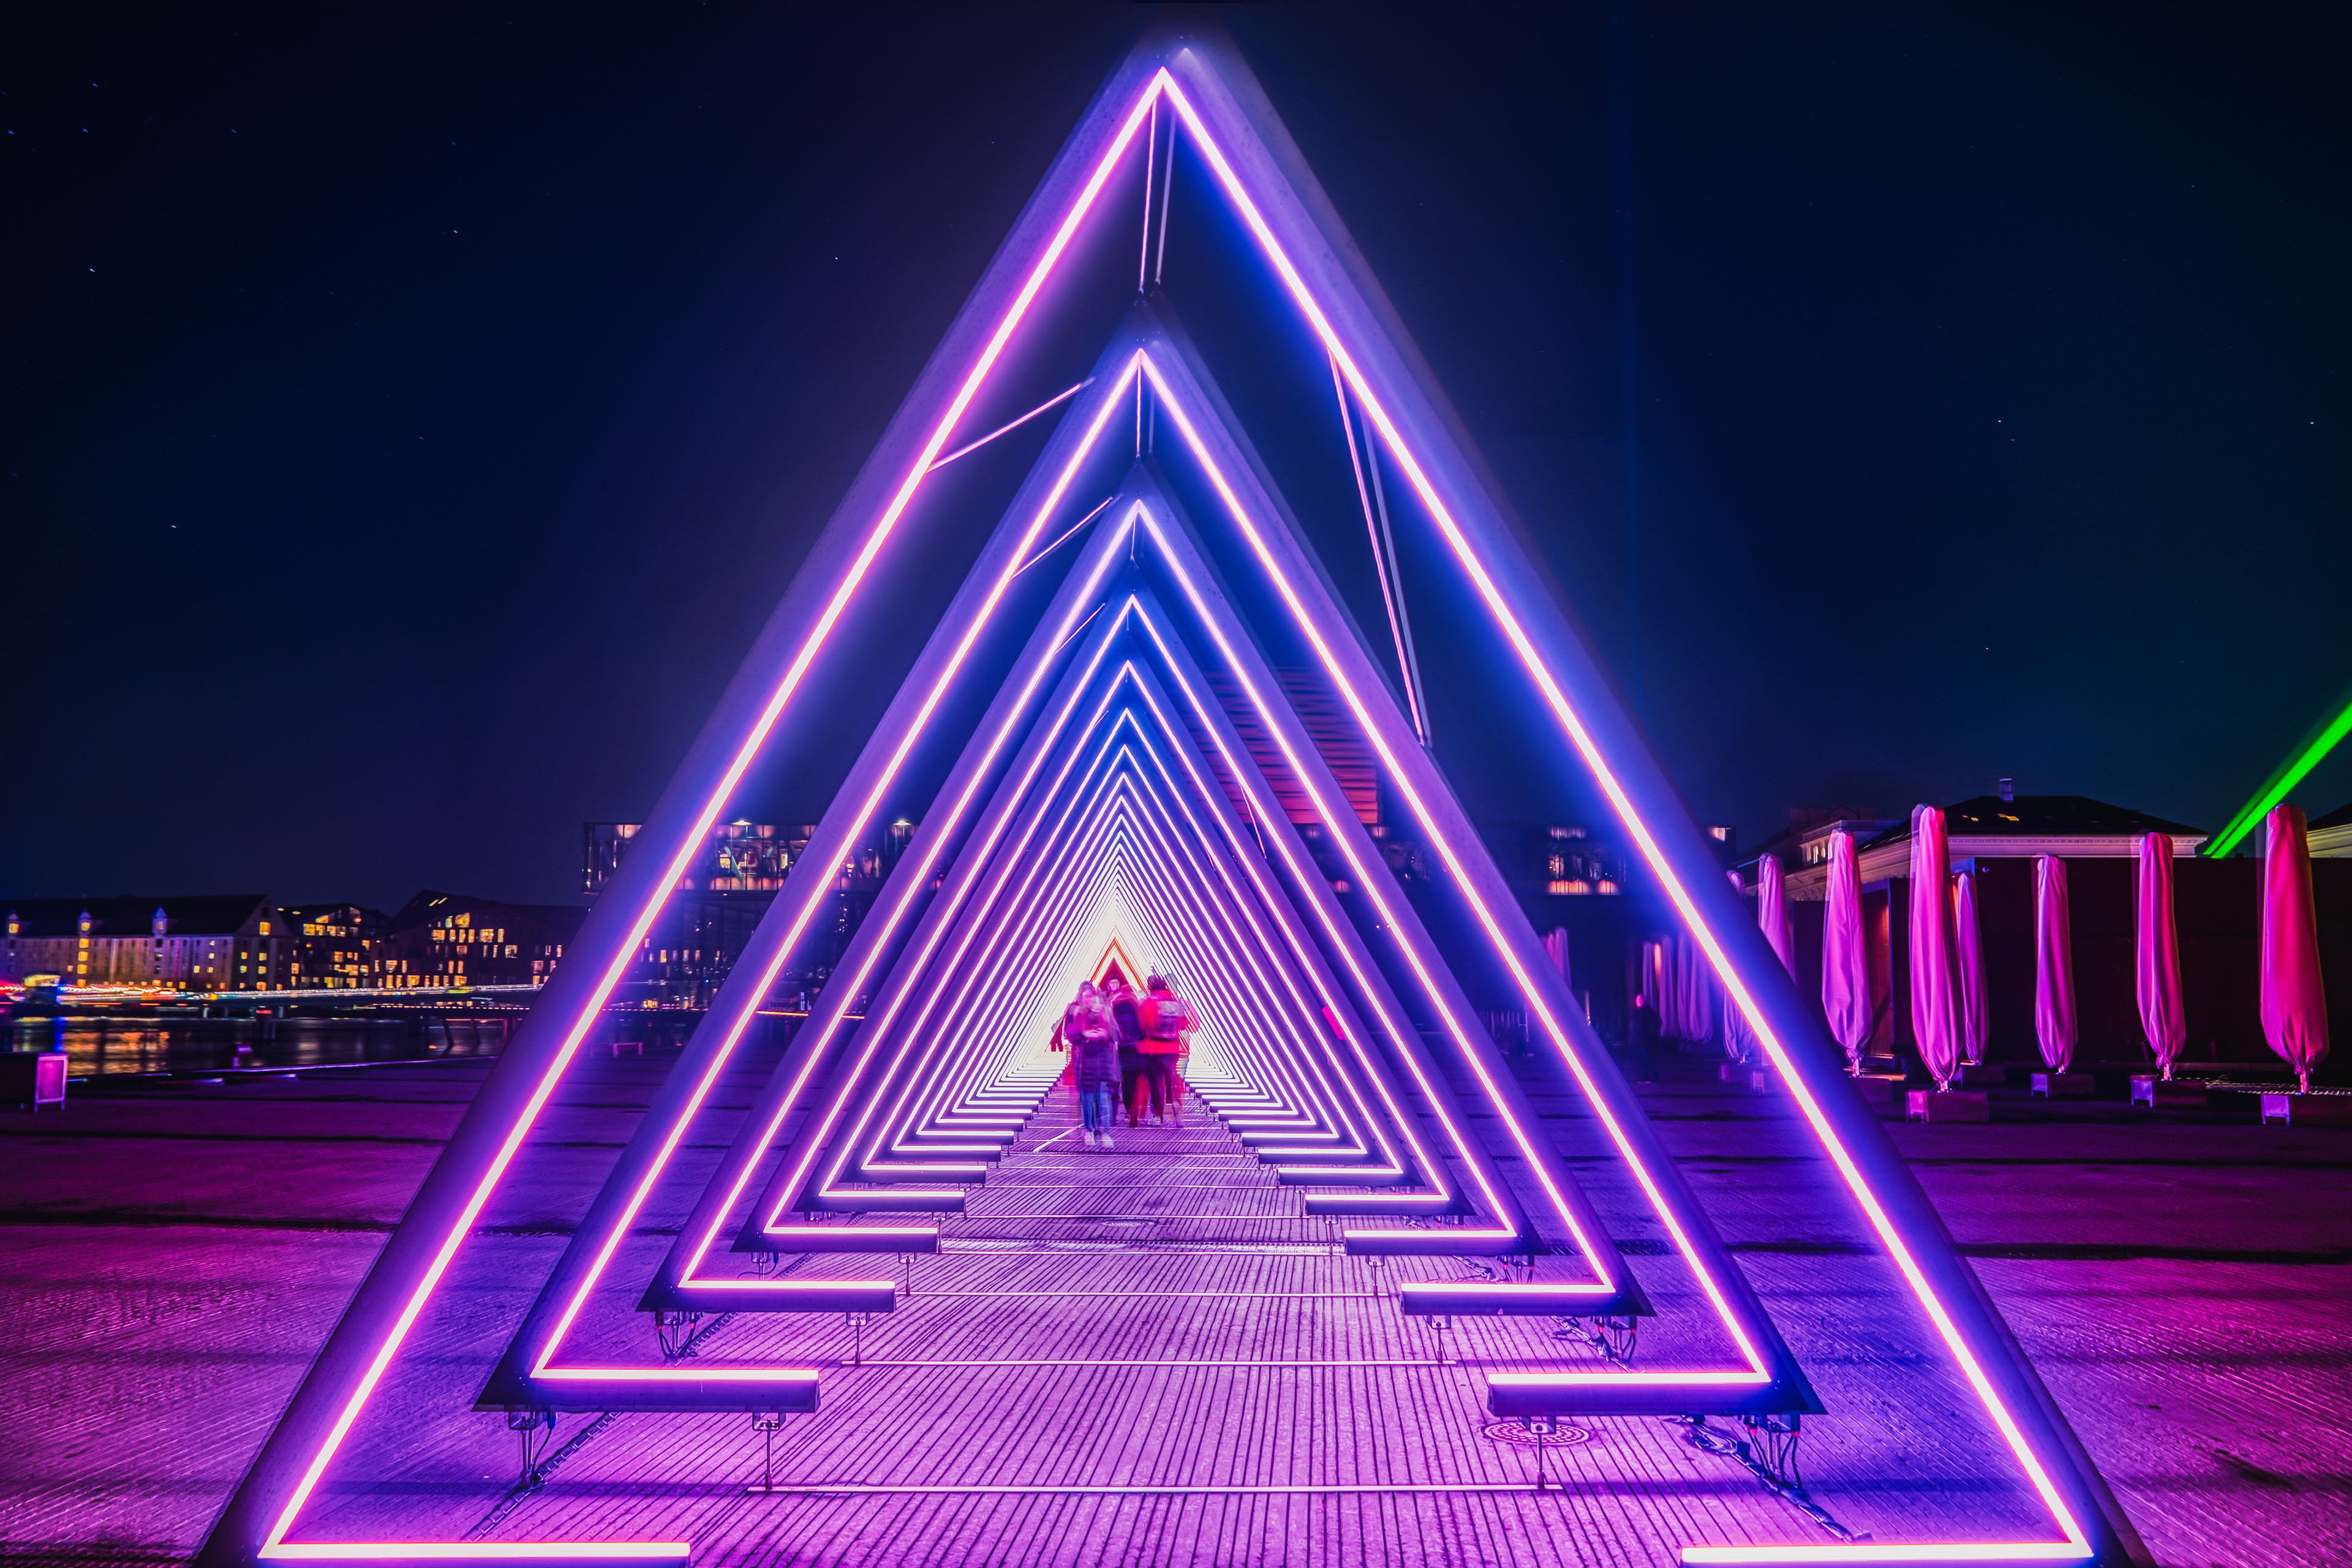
[1053,973,1196,1147]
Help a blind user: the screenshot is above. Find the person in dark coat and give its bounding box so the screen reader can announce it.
[1109,981,1148,1128]
[1628,991,1660,1083]
[1068,982,1120,1148]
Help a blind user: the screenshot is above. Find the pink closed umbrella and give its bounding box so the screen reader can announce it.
[2135,832,2187,1080]
[2261,804,2331,1093]
[1757,854,1795,977]
[1953,870,1986,1066]
[1677,935,1710,1044]
[1654,937,1695,1042]
[1821,830,1872,1071]
[2033,856,2078,1073]
[1543,926,1570,987]
[1909,804,1961,1090]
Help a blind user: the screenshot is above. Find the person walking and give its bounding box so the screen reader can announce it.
[1109,980,1148,1129]
[1050,1005,1076,1095]
[1627,990,1660,1084]
[1138,974,1194,1126]
[1068,982,1120,1148]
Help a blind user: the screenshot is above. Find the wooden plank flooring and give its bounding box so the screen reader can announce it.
[404,1088,2054,1565]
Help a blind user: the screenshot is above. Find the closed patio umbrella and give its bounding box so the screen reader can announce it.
[2261,804,2331,1093]
[1953,869,1986,1066]
[1677,935,1711,1044]
[1909,804,1961,1090]
[1543,926,1570,987]
[1822,829,1872,1072]
[2135,832,2187,1080]
[1757,853,1795,977]
[1649,936,1697,1043]
[2034,856,2078,1073]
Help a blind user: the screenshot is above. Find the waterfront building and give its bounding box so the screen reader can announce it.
[375,891,584,989]
[584,818,929,995]
[281,903,386,990]
[0,894,285,991]
[581,821,816,895]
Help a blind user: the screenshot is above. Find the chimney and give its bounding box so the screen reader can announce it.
[1997,777,2015,803]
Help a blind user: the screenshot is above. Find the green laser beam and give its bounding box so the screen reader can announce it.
[2206,685,2352,858]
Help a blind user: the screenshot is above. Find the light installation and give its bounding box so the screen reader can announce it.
[198,17,2143,1568]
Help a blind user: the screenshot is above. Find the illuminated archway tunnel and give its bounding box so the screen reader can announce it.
[200,15,2143,1568]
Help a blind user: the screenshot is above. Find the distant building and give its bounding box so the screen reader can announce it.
[376,891,584,989]
[631,891,774,999]
[1742,806,1897,874]
[282,903,385,990]
[1779,795,2207,895]
[2312,800,2352,859]
[0,895,285,991]
[1485,823,1632,899]
[582,821,816,895]
[585,817,926,995]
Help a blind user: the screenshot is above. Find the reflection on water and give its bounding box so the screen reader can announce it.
[4,1015,511,1079]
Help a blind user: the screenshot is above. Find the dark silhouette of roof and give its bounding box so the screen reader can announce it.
[2309,800,2352,832]
[0,894,270,939]
[384,889,586,938]
[1860,796,2203,852]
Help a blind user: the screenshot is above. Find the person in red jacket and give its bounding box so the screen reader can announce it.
[1136,974,1194,1127]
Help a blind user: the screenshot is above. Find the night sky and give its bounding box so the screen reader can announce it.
[7,4,2348,913]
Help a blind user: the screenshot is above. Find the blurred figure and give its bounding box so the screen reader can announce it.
[1628,990,1660,1084]
[1067,981,1120,1148]
[1050,1000,1075,1093]
[1109,980,1148,1129]
[1138,974,1195,1126]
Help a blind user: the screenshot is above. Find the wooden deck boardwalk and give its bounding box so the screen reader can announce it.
[4,1054,2350,1566]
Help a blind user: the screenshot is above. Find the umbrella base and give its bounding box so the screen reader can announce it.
[1955,1062,2007,1087]
[2130,1074,2207,1109]
[1848,1073,1903,1108]
[2029,1072,2096,1098]
[1906,1088,1989,1123]
[2261,1092,2352,1127]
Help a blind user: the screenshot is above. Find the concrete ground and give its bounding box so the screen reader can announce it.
[1,1058,2346,1567]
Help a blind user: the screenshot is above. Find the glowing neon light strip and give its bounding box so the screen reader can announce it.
[1063,739,1385,1155]
[684,575,1155,1269]
[532,396,1150,1355]
[818,700,1366,1194]
[1118,595,1539,1204]
[1134,462,1619,1273]
[1027,727,1490,1213]
[1150,62,2094,1556]
[246,74,1177,1566]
